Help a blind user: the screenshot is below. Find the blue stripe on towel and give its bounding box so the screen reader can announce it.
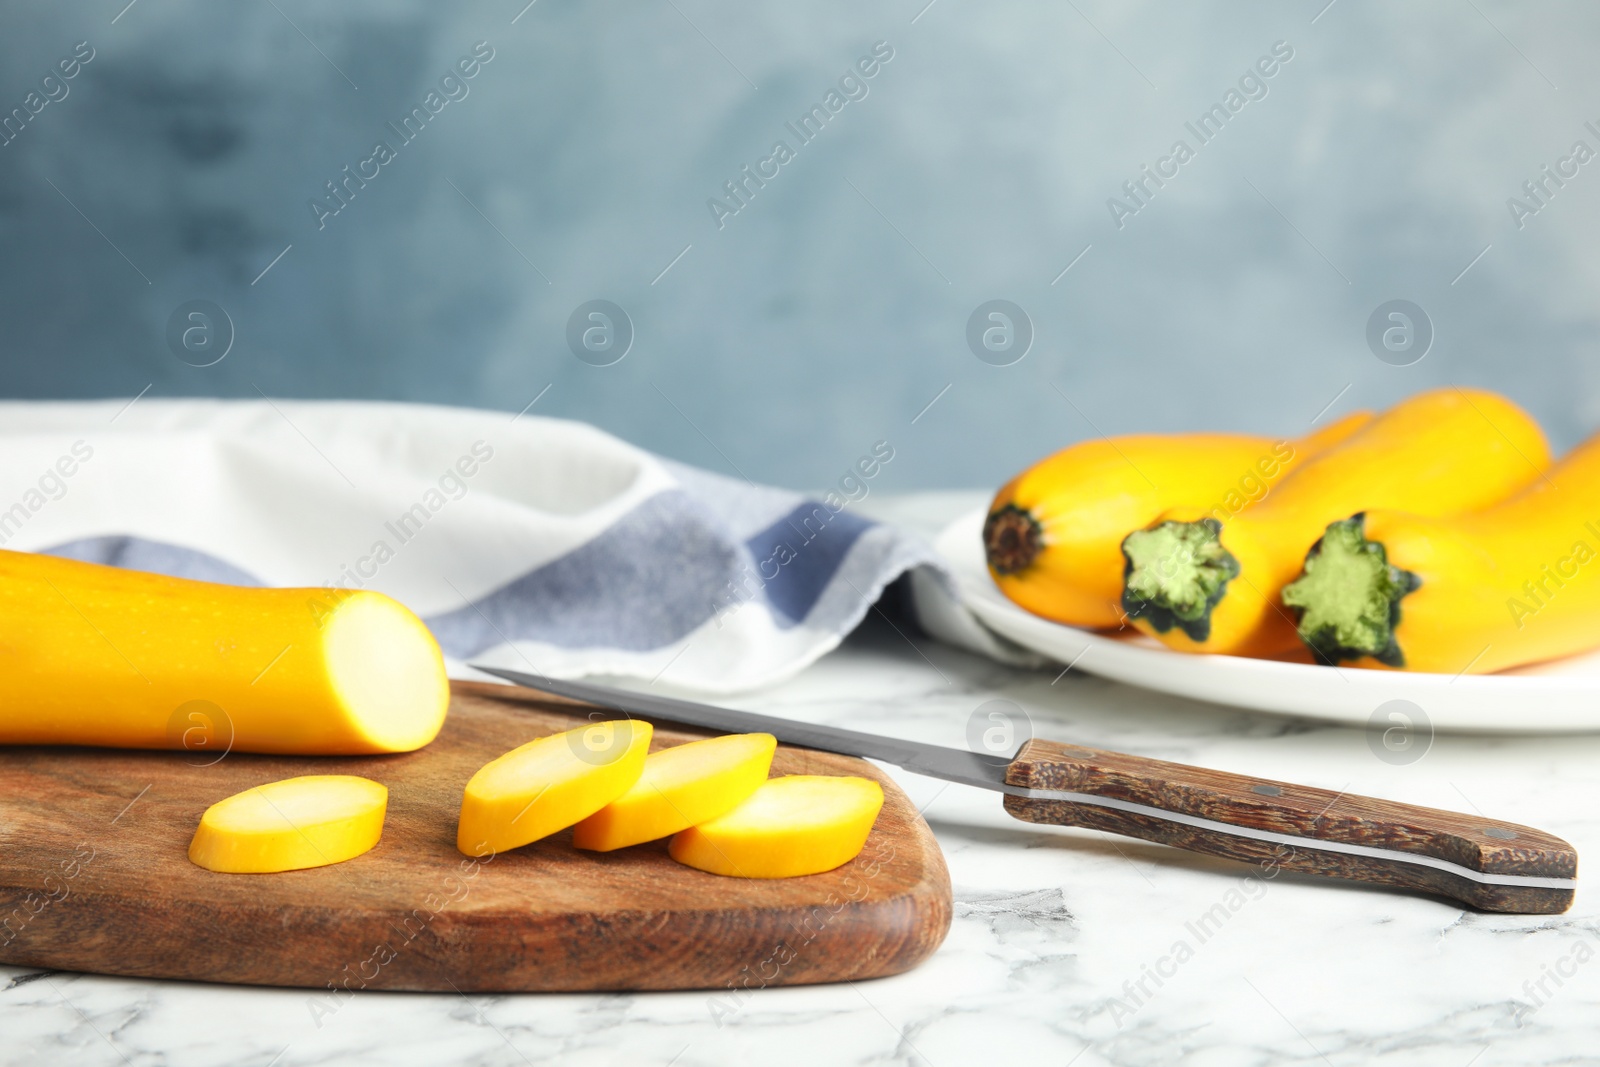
[744,503,871,625]
[425,489,743,657]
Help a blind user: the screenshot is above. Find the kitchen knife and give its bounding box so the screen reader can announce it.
[470,664,1577,914]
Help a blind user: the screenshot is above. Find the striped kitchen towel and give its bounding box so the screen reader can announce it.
[0,399,1022,693]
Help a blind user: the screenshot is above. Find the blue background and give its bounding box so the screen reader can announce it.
[2,1,1597,491]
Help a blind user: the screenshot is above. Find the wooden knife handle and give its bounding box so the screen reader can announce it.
[1002,738,1576,914]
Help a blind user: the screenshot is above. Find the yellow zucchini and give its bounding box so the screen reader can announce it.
[188,775,387,874]
[1119,388,1551,656]
[668,775,883,878]
[572,732,776,852]
[0,550,448,755]
[1283,430,1600,673]
[456,720,652,857]
[984,411,1371,629]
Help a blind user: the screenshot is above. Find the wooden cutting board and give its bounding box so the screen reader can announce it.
[0,681,950,991]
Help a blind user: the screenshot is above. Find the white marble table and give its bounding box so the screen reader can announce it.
[5,498,1599,1066]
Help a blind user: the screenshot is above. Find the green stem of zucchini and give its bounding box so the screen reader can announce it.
[984,504,1043,575]
[1280,514,1421,667]
[1120,519,1239,642]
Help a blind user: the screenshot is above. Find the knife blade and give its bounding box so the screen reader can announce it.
[469,664,1577,915]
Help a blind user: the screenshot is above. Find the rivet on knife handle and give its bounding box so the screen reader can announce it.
[1002,739,1577,914]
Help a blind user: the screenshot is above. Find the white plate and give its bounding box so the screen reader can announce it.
[936,508,1600,733]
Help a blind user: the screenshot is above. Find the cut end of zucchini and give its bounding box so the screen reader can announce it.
[322,591,450,754]
[1281,515,1421,667]
[1120,519,1239,642]
[984,504,1044,575]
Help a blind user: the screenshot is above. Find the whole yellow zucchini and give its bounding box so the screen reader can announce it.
[1283,429,1600,673]
[0,549,449,754]
[1120,388,1552,657]
[984,410,1372,629]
